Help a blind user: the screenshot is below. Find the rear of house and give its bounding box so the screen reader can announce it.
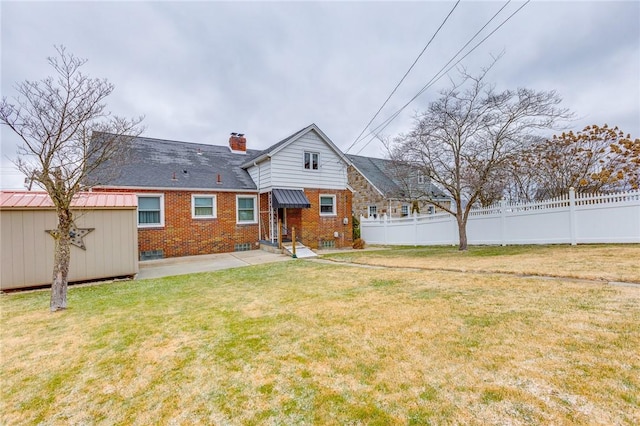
[92,124,353,260]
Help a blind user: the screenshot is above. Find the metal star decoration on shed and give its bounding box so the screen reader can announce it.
[46,225,94,250]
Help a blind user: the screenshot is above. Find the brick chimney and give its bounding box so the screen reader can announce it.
[229,132,247,153]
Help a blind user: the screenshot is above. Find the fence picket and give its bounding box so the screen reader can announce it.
[361,189,640,245]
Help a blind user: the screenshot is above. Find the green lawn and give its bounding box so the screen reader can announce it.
[2,246,639,425]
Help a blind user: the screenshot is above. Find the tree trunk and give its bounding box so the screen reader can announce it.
[457,213,468,251]
[51,208,72,312]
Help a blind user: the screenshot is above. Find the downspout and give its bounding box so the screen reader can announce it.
[255,161,261,242]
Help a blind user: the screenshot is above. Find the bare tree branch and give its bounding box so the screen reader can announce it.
[0,46,144,311]
[389,62,572,250]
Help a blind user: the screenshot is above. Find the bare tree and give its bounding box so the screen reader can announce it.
[0,46,143,311]
[522,124,639,199]
[390,63,571,250]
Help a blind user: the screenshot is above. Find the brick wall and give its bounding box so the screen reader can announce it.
[300,188,353,249]
[97,187,352,257]
[98,188,259,258]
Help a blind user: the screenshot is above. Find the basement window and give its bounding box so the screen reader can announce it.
[140,250,164,261]
[234,243,252,252]
[320,240,335,249]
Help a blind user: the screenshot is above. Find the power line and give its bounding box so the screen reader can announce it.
[353,0,531,156]
[345,0,461,155]
[354,0,518,154]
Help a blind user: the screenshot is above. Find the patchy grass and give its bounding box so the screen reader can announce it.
[325,244,640,283]
[2,253,639,425]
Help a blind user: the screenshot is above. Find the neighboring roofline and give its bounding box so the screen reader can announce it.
[387,196,452,202]
[93,185,259,193]
[347,162,386,198]
[241,123,353,169]
[347,154,449,200]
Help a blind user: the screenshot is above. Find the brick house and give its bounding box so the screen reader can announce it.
[92,124,353,260]
[346,154,450,219]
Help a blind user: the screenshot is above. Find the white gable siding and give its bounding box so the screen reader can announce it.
[247,159,272,190]
[270,130,347,189]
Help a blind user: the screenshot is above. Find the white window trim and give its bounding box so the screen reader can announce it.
[137,193,165,228]
[236,194,258,224]
[191,194,217,219]
[303,151,320,171]
[368,205,377,218]
[418,173,425,184]
[401,205,409,217]
[319,194,337,216]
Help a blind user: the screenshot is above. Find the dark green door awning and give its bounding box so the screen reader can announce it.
[272,189,311,209]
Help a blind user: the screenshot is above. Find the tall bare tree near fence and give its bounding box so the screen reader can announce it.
[390,61,572,250]
[0,46,144,311]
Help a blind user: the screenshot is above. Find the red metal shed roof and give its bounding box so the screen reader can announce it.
[0,191,137,209]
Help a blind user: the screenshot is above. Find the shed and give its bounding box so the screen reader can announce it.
[0,191,138,290]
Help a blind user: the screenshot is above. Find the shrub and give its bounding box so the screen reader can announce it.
[353,238,365,249]
[352,215,361,240]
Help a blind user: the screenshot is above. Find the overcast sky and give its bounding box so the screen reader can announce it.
[1,0,639,189]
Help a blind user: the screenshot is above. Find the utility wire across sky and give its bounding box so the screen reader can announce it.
[349,0,531,156]
[344,0,461,155]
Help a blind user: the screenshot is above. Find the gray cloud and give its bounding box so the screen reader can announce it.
[2,1,638,189]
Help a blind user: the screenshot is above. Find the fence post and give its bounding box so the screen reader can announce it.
[451,213,457,246]
[569,187,577,245]
[414,211,419,246]
[383,213,388,244]
[500,198,507,246]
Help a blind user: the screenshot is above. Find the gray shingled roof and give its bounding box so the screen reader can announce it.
[93,134,260,190]
[347,155,402,196]
[346,154,448,199]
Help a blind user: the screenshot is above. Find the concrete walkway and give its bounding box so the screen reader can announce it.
[136,247,376,280]
[137,250,293,280]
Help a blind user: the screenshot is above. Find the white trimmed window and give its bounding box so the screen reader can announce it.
[418,173,425,184]
[192,194,217,219]
[320,194,336,216]
[368,205,377,218]
[304,151,319,170]
[401,205,409,217]
[237,195,257,224]
[137,194,164,227]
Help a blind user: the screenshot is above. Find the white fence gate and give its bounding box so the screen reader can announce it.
[360,189,640,246]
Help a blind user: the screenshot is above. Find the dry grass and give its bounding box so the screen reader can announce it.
[326,244,640,283]
[2,248,639,425]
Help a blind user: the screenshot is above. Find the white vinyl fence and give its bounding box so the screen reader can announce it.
[360,188,640,246]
